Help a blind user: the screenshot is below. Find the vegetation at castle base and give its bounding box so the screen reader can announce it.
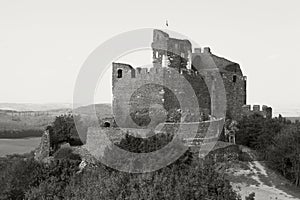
[60,159,240,200]
[47,114,87,152]
[61,132,240,200]
[0,151,81,200]
[0,123,241,200]
[236,113,300,186]
[0,152,241,200]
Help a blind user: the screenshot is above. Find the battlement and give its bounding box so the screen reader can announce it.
[193,47,212,54]
[112,62,215,81]
[242,105,272,118]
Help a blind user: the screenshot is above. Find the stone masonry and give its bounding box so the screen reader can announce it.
[112,29,249,128]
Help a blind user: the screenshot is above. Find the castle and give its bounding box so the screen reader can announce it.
[112,29,271,128]
[35,29,273,162]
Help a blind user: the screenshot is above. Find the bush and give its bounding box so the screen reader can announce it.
[238,151,252,162]
[0,156,43,200]
[53,147,82,161]
[47,114,87,152]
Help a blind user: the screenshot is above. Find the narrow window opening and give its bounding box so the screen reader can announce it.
[117,69,122,78]
[233,75,237,83]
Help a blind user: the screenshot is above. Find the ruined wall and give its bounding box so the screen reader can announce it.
[86,119,224,152]
[151,29,192,71]
[34,130,50,161]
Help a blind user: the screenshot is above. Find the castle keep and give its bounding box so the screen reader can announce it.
[112,29,270,128]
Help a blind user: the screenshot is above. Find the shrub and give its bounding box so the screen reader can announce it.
[53,147,81,161]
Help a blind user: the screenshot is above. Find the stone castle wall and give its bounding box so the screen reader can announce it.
[85,119,225,155]
[242,105,272,118]
[34,130,50,161]
[112,30,247,128]
[112,63,246,127]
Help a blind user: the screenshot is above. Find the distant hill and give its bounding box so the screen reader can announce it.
[0,109,70,132]
[0,103,72,111]
[73,104,112,127]
[0,103,112,138]
[74,103,112,118]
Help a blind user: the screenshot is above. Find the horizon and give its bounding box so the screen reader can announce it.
[0,102,299,117]
[1,0,300,116]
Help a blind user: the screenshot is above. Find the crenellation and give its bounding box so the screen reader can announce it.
[253,105,260,112]
[242,104,272,119]
[203,47,211,54]
[194,48,201,53]
[142,68,148,74]
[242,105,251,112]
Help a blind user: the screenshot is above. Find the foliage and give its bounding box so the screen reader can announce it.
[0,115,242,199]
[265,124,300,186]
[0,153,80,200]
[94,132,240,200]
[236,113,300,186]
[53,147,82,161]
[25,159,80,200]
[0,154,44,200]
[62,157,240,200]
[47,114,87,152]
[102,131,193,172]
[236,114,288,151]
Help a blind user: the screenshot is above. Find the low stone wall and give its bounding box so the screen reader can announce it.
[84,119,225,158]
[34,130,50,161]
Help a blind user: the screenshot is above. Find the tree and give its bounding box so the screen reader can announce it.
[266,125,300,186]
[236,113,286,152]
[48,114,87,152]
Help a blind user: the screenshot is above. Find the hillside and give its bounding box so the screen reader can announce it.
[0,109,70,131]
[0,104,112,138]
[74,103,112,118]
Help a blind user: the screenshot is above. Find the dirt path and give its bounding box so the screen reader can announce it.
[231,146,300,200]
[232,161,299,200]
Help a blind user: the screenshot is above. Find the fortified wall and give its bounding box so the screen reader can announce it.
[112,29,247,127]
[242,105,272,119]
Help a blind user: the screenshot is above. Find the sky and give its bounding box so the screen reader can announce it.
[0,0,299,116]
